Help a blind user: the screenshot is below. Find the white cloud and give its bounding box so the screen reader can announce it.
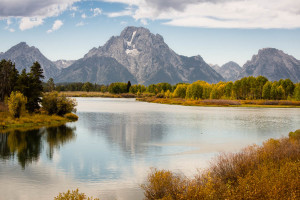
[7,18,12,25]
[70,6,78,11]
[81,13,87,19]
[47,20,63,33]
[76,21,85,26]
[9,28,15,32]
[19,17,44,31]
[0,0,78,30]
[71,13,75,18]
[107,9,133,18]
[92,8,102,16]
[140,18,148,25]
[0,0,79,18]
[103,0,300,29]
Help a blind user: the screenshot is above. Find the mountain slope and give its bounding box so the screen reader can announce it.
[218,61,242,81]
[55,56,137,84]
[0,42,59,80]
[84,26,224,85]
[239,48,300,82]
[54,60,75,69]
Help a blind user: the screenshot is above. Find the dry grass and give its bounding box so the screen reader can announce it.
[142,130,300,200]
[138,97,300,108]
[59,91,136,98]
[0,112,78,133]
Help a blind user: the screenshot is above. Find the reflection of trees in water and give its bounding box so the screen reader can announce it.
[46,125,76,159]
[0,133,11,160]
[80,112,166,157]
[0,125,76,168]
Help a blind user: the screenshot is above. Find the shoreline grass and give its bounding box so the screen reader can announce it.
[141,130,300,200]
[57,91,300,108]
[137,97,300,108]
[59,91,136,98]
[0,112,78,133]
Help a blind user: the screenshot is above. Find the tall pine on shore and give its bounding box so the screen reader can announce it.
[26,62,44,112]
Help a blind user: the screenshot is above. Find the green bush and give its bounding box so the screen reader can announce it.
[54,189,99,200]
[108,82,127,94]
[7,91,27,118]
[42,92,77,116]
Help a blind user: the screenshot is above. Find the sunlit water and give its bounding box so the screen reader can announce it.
[1,98,300,200]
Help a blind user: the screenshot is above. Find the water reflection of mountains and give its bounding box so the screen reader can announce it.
[0,125,76,168]
[78,112,167,157]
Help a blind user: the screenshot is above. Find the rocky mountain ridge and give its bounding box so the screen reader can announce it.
[0,42,59,80]
[238,48,300,82]
[1,27,300,84]
[81,26,224,85]
[215,61,242,81]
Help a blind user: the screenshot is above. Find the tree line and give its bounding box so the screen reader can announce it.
[3,58,298,102]
[51,77,300,101]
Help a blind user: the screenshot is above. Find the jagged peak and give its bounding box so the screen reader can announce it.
[257,48,284,56]
[193,55,204,61]
[120,26,150,37]
[16,41,28,47]
[8,42,39,53]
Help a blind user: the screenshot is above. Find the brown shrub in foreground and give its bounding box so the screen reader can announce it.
[54,189,99,200]
[142,130,300,200]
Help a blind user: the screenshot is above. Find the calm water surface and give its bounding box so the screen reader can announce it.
[1,98,300,200]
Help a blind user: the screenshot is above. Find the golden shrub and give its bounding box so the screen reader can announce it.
[7,91,27,118]
[142,130,300,200]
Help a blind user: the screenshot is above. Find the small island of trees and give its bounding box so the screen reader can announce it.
[0,59,77,131]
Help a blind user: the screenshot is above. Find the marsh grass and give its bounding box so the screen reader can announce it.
[142,130,300,200]
[59,91,136,98]
[138,97,300,108]
[0,112,78,133]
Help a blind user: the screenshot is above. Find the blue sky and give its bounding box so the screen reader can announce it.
[0,0,300,66]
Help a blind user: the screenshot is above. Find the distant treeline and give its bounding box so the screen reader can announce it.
[51,76,300,100]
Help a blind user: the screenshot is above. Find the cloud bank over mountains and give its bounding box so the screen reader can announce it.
[104,0,300,28]
[0,0,300,30]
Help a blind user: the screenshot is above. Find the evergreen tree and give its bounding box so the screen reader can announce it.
[127,81,131,93]
[15,69,30,97]
[82,82,93,92]
[0,59,19,101]
[45,78,55,92]
[27,62,44,112]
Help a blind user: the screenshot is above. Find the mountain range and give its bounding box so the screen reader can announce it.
[1,26,299,84]
[0,42,59,80]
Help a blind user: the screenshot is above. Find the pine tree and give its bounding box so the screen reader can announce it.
[0,59,19,101]
[26,62,44,112]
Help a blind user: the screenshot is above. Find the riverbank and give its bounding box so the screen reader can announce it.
[137,97,300,108]
[57,91,300,108]
[59,91,136,98]
[142,130,300,200]
[0,112,78,133]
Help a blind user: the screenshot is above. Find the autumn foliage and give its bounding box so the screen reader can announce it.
[142,130,300,200]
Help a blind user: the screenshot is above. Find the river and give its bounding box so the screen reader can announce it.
[0,98,299,200]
